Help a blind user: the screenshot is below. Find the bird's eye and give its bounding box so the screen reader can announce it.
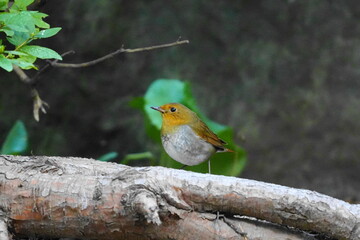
[170,107,177,112]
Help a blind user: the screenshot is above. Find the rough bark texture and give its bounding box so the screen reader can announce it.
[0,214,10,240]
[0,155,359,240]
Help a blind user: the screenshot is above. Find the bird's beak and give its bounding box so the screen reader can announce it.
[151,106,165,113]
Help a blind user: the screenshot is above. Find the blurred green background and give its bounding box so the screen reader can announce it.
[1,1,360,201]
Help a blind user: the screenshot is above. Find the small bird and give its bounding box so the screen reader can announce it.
[151,103,233,173]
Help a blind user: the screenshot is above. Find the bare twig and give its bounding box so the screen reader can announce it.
[32,88,49,122]
[12,51,75,85]
[12,65,32,84]
[52,39,189,68]
[31,50,75,82]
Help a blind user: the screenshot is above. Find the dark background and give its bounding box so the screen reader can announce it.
[1,1,359,201]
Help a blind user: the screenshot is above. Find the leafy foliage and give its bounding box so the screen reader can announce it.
[132,79,247,176]
[1,120,28,155]
[0,0,62,72]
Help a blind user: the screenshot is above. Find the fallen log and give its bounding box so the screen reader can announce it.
[0,155,359,239]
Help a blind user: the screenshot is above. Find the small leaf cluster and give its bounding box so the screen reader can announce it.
[0,0,62,72]
[132,79,247,176]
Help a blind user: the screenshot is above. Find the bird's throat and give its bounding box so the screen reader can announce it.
[161,121,181,135]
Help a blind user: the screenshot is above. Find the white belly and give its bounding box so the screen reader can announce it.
[161,125,215,166]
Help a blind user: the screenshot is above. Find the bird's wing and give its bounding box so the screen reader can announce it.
[191,119,233,152]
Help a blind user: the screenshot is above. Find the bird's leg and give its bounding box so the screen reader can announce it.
[180,164,188,169]
[208,159,211,174]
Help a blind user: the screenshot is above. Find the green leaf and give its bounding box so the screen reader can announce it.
[0,0,8,11]
[20,45,62,60]
[1,120,28,155]
[30,11,49,28]
[4,50,29,56]
[6,31,29,46]
[10,57,37,70]
[97,151,118,162]
[0,54,13,71]
[6,23,28,32]
[135,79,247,176]
[1,12,36,32]
[1,12,36,46]
[7,53,37,69]
[34,27,61,38]
[0,27,14,36]
[18,52,36,63]
[0,12,10,21]
[11,0,34,10]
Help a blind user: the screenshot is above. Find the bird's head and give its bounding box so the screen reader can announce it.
[151,103,197,127]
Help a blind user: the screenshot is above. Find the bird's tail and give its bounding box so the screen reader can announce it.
[215,146,234,153]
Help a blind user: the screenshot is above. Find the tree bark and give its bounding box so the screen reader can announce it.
[0,155,359,240]
[0,214,10,240]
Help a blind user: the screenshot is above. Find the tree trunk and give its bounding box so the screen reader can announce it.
[0,155,359,240]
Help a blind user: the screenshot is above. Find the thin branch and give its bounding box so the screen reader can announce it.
[10,39,189,121]
[52,39,189,68]
[12,65,32,84]
[12,39,189,83]
[11,66,49,121]
[31,50,75,82]
[32,88,49,122]
[12,51,75,86]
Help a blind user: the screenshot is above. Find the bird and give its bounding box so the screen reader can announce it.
[151,103,233,173]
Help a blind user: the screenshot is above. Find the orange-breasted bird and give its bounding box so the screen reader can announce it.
[151,103,233,173]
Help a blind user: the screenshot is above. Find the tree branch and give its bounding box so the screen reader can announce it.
[52,39,189,68]
[30,50,75,82]
[31,88,49,122]
[0,155,359,240]
[10,39,189,121]
[12,65,32,84]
